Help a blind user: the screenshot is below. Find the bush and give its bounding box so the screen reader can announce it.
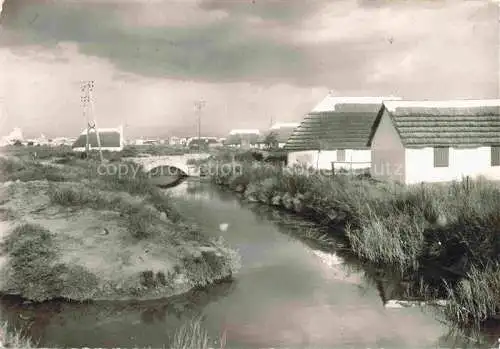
[1,223,62,301]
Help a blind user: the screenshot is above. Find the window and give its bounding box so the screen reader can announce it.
[337,149,346,162]
[491,146,500,167]
[433,147,449,168]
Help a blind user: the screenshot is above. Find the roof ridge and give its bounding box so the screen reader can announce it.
[383,99,500,112]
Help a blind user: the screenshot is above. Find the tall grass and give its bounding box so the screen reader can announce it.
[0,320,34,348]
[171,317,226,349]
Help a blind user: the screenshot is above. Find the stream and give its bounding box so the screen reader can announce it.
[0,180,486,348]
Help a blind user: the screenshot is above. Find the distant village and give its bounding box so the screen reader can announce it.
[0,122,299,151]
[3,92,500,185]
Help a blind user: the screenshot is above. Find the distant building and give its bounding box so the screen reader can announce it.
[168,136,182,146]
[187,136,221,149]
[369,99,500,184]
[284,94,401,171]
[265,122,300,149]
[30,134,50,146]
[72,125,124,152]
[46,137,76,146]
[224,129,262,149]
[0,127,24,146]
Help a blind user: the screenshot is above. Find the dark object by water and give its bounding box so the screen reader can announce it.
[140,271,155,288]
[150,175,187,188]
[80,152,88,160]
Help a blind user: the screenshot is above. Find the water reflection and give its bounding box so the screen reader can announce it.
[0,280,236,348]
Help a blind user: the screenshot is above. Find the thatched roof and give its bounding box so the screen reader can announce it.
[72,129,122,149]
[369,100,500,148]
[284,103,385,151]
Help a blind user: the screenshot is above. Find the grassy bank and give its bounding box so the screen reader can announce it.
[207,159,500,332]
[0,143,215,161]
[0,155,240,303]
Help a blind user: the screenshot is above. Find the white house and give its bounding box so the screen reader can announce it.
[72,125,124,152]
[284,95,401,171]
[224,129,262,149]
[368,99,500,184]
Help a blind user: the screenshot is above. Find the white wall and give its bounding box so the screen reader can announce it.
[288,149,371,170]
[73,146,123,152]
[370,110,406,183]
[330,149,371,171]
[288,150,319,169]
[405,146,500,184]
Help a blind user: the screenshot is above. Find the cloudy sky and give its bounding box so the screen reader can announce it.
[0,0,498,138]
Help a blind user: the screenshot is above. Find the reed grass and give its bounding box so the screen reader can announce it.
[0,320,34,348]
[171,317,227,349]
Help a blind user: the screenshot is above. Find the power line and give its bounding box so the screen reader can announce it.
[80,80,103,162]
[194,99,206,147]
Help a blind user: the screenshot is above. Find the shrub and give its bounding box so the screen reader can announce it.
[1,223,62,301]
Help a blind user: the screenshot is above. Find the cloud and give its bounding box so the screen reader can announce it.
[200,0,322,23]
[0,0,312,83]
[0,0,498,137]
[0,43,326,138]
[293,0,493,44]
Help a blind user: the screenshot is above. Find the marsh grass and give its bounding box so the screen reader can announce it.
[171,317,210,349]
[444,263,500,330]
[2,152,184,240]
[0,157,69,182]
[1,223,63,301]
[0,316,224,349]
[0,320,34,348]
[171,317,227,349]
[47,184,173,240]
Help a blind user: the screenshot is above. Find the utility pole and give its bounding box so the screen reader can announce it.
[80,80,103,162]
[194,99,206,149]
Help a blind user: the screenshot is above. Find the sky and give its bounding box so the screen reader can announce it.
[0,0,498,138]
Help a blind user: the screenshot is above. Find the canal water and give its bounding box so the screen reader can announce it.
[0,180,479,348]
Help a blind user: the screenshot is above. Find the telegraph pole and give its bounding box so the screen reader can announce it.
[194,99,206,148]
[80,80,103,162]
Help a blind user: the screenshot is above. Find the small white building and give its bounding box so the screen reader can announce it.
[224,129,262,149]
[284,95,401,171]
[186,136,221,149]
[368,99,500,184]
[72,125,124,152]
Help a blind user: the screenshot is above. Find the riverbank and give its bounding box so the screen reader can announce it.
[207,159,500,333]
[0,155,240,303]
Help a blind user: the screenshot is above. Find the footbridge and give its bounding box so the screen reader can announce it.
[128,153,211,177]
